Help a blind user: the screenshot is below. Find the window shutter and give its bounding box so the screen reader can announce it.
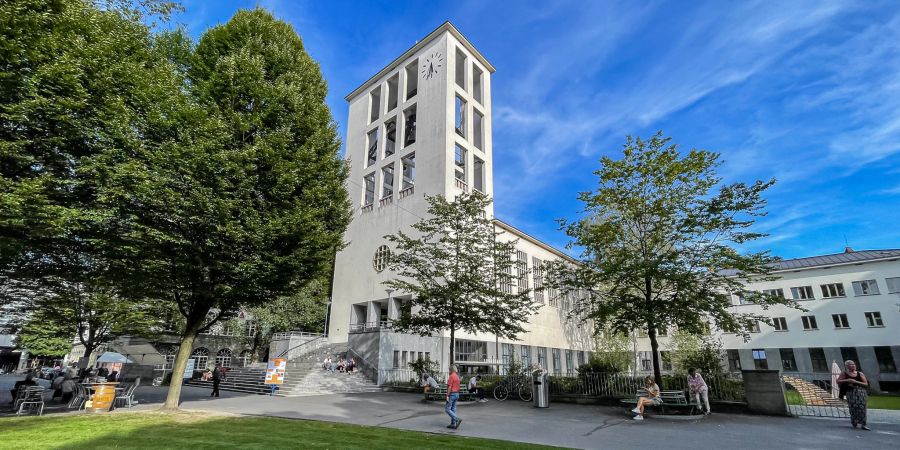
[852,281,862,296]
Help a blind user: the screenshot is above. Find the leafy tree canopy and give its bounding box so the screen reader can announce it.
[386,192,538,365]
[546,131,792,383]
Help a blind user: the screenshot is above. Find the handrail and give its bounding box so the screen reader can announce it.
[277,336,327,359]
[272,331,327,341]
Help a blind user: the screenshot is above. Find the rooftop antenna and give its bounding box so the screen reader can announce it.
[843,234,853,253]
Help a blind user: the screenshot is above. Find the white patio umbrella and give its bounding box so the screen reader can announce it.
[831,361,841,399]
[95,352,134,364]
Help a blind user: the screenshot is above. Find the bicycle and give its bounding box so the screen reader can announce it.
[493,374,533,402]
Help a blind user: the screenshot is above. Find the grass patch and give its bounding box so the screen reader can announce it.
[784,390,804,405]
[0,411,564,449]
[868,395,900,410]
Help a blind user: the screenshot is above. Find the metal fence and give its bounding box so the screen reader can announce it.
[379,369,745,403]
[548,372,745,402]
[781,372,849,418]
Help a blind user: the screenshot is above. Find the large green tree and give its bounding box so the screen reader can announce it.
[245,277,331,361]
[95,8,350,409]
[386,192,538,365]
[0,0,181,283]
[546,132,793,383]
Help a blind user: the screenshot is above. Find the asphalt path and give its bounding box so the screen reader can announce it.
[120,386,900,449]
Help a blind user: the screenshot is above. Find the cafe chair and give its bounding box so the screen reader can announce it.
[16,387,45,416]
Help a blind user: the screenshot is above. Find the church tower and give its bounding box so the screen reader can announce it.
[329,22,496,344]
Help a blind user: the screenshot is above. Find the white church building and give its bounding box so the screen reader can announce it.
[328,22,594,377]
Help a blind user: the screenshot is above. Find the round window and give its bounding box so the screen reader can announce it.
[373,245,391,272]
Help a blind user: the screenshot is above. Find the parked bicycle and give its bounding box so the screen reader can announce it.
[493,374,533,402]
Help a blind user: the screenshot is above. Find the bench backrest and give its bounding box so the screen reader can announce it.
[636,388,688,404]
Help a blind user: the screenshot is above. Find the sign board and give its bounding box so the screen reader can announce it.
[265,358,287,384]
[183,358,195,379]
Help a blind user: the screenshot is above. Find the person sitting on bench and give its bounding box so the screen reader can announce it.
[423,373,439,393]
[632,376,661,421]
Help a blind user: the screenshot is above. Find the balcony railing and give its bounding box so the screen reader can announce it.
[348,320,394,334]
[399,186,414,199]
[379,195,393,207]
[361,203,373,213]
[455,178,468,192]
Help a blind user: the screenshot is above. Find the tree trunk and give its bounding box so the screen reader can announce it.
[648,326,662,385]
[82,344,96,364]
[449,326,455,367]
[162,331,198,409]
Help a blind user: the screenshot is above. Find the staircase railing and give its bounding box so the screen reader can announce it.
[277,335,328,360]
[346,347,380,385]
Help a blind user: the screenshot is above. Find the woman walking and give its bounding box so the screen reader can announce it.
[837,360,870,430]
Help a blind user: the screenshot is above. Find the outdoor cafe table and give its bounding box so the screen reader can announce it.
[82,382,119,412]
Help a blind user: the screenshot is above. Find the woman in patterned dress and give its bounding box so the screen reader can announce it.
[837,360,870,430]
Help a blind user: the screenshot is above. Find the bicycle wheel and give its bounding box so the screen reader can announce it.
[494,384,509,401]
[518,383,533,402]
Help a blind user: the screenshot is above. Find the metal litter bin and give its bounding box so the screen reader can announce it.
[533,370,550,408]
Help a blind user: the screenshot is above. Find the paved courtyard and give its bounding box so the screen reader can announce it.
[113,386,900,449]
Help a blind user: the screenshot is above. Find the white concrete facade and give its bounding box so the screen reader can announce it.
[330,22,594,375]
[634,250,900,392]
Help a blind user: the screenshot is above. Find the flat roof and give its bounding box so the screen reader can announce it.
[345,21,496,102]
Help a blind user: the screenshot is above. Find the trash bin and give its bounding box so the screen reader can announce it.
[533,370,550,408]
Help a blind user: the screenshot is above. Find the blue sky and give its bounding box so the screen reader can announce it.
[176,0,900,260]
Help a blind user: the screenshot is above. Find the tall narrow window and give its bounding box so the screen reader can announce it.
[363,173,375,206]
[516,250,528,292]
[552,348,561,375]
[454,145,467,183]
[809,348,828,372]
[841,347,859,365]
[752,349,768,370]
[472,65,483,103]
[565,350,574,374]
[520,345,530,367]
[384,118,396,157]
[403,105,416,146]
[532,257,544,304]
[473,109,483,150]
[874,346,897,372]
[780,348,797,371]
[727,350,741,371]
[405,60,418,100]
[401,153,415,190]
[369,87,381,123]
[381,164,394,199]
[473,157,484,192]
[455,48,467,90]
[366,129,378,167]
[455,95,467,137]
[386,74,399,111]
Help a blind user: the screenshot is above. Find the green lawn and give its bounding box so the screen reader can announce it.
[0,411,564,449]
[867,395,900,410]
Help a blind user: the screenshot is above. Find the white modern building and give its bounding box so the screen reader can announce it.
[328,22,594,377]
[635,248,900,392]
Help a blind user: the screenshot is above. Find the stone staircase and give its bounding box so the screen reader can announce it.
[783,375,847,407]
[186,343,382,397]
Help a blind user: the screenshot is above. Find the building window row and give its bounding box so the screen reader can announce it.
[392,350,431,369]
[362,152,416,211]
[791,311,885,331]
[369,60,418,126]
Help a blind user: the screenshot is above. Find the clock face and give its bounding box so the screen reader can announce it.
[421,51,443,80]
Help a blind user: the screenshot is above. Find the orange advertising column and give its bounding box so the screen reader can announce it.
[89,384,116,412]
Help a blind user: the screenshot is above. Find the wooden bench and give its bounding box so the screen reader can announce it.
[621,388,700,415]
[423,385,476,402]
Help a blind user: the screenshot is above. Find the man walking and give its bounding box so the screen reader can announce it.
[211,363,225,397]
[445,365,462,429]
